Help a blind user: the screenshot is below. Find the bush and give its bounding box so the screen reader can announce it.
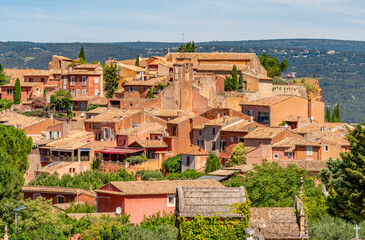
[86,104,100,111]
[162,154,181,174]
[205,153,221,173]
[31,97,46,109]
[64,203,97,214]
[0,99,13,111]
[125,155,147,166]
[137,170,164,180]
[167,169,204,180]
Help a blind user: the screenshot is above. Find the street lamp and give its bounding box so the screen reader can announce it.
[13,207,26,229]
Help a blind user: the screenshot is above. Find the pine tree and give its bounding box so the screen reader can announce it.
[13,78,21,104]
[205,153,221,173]
[104,64,120,98]
[135,55,140,66]
[78,46,86,62]
[325,107,331,122]
[227,142,247,167]
[320,124,365,222]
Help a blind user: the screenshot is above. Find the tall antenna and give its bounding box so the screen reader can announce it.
[181,33,186,53]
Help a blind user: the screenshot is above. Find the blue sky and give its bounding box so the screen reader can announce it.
[1,0,365,42]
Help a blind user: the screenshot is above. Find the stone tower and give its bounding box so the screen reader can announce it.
[173,57,193,110]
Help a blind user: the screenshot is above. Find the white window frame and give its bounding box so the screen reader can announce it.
[95,89,99,96]
[82,89,86,95]
[94,77,99,84]
[324,145,329,152]
[56,195,65,204]
[63,77,67,90]
[70,89,75,97]
[167,195,176,207]
[33,193,41,200]
[273,154,279,159]
[287,152,293,158]
[129,87,135,92]
[231,137,234,143]
[306,146,313,156]
[76,89,81,96]
[82,76,87,86]
[70,76,75,86]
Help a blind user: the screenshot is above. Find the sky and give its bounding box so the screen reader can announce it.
[1,0,365,42]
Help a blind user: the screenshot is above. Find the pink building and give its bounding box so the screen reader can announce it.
[95,180,223,223]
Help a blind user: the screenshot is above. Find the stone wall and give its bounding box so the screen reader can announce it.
[272,84,307,98]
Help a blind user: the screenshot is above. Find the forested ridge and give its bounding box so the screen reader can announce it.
[0,39,364,122]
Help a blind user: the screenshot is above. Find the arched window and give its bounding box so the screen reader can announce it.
[56,195,64,204]
[33,193,41,200]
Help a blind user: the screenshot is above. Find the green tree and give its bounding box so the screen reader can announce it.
[177,41,196,52]
[86,104,100,111]
[135,55,140,66]
[259,53,288,78]
[162,154,181,174]
[0,99,13,111]
[227,142,247,166]
[104,64,120,98]
[13,78,21,104]
[225,65,239,91]
[319,124,365,222]
[91,153,103,170]
[0,124,32,202]
[79,46,86,62]
[0,64,10,86]
[238,73,244,91]
[205,153,221,173]
[325,107,331,122]
[48,90,72,118]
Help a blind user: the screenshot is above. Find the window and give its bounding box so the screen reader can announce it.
[150,66,156,71]
[273,154,279,159]
[258,112,269,122]
[220,140,226,152]
[186,156,191,167]
[82,89,86,95]
[167,195,175,207]
[70,89,75,97]
[306,146,313,156]
[238,137,244,143]
[89,123,92,129]
[212,127,216,135]
[245,110,253,116]
[56,195,64,204]
[231,137,234,143]
[199,130,202,136]
[29,78,33,82]
[102,128,110,140]
[95,89,99,96]
[172,125,177,136]
[123,140,126,146]
[198,140,204,149]
[41,78,45,82]
[7,89,13,95]
[96,133,101,140]
[221,132,225,136]
[63,77,67,89]
[82,76,86,86]
[94,77,99,84]
[129,87,135,92]
[212,141,216,151]
[93,123,99,129]
[76,89,81,96]
[324,145,329,152]
[80,102,85,111]
[70,76,75,86]
[287,152,293,158]
[33,193,41,200]
[26,89,29,94]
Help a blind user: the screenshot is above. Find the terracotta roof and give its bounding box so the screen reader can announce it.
[53,55,73,61]
[43,131,94,150]
[68,70,102,75]
[124,76,169,86]
[181,145,209,156]
[244,127,286,139]
[208,164,255,177]
[250,207,306,239]
[86,107,108,114]
[132,140,167,148]
[166,52,257,61]
[23,70,53,76]
[1,82,43,87]
[22,186,96,198]
[273,136,304,148]
[36,161,74,174]
[199,116,242,127]
[0,112,47,129]
[168,115,195,124]
[84,109,139,123]
[293,122,350,135]
[71,95,96,101]
[96,179,223,196]
[242,71,273,81]
[195,64,249,72]
[147,109,194,118]
[74,64,100,69]
[221,119,263,132]
[117,122,163,136]
[283,115,310,122]
[4,69,37,82]
[274,160,327,172]
[176,186,247,218]
[242,95,298,107]
[117,63,145,72]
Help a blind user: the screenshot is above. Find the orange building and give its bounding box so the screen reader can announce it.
[67,64,103,97]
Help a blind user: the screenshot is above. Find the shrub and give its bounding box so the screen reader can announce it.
[137,170,164,180]
[64,203,97,214]
[205,153,221,173]
[125,155,147,166]
[86,104,100,111]
[0,99,13,111]
[167,169,204,180]
[162,154,181,174]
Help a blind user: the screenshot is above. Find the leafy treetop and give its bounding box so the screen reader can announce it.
[177,41,196,53]
[259,53,288,78]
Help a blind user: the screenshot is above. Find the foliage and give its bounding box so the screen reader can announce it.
[64,203,97,214]
[166,169,204,180]
[137,170,164,180]
[177,41,196,52]
[272,76,287,84]
[205,152,221,173]
[48,90,72,118]
[328,103,341,122]
[147,88,155,99]
[91,153,103,170]
[157,83,167,91]
[177,198,250,240]
[325,107,331,122]
[29,169,134,190]
[104,63,120,98]
[135,55,140,66]
[224,160,327,220]
[259,53,288,78]
[140,211,176,232]
[86,104,100,111]
[319,124,365,222]
[13,78,21,104]
[224,65,239,91]
[0,64,10,86]
[308,214,365,240]
[0,124,32,202]
[162,154,182,174]
[31,96,47,109]
[279,121,288,126]
[21,110,49,118]
[125,155,147,166]
[0,99,13,111]
[227,142,247,166]
[78,46,86,62]
[303,82,319,94]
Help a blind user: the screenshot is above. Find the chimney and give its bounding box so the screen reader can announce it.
[89,185,93,191]
[136,174,142,181]
[297,116,301,129]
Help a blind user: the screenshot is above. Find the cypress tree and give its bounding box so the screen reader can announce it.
[135,55,140,66]
[78,46,86,62]
[13,78,21,104]
[335,103,341,122]
[205,153,221,173]
[325,107,331,122]
[231,65,238,91]
[0,64,2,72]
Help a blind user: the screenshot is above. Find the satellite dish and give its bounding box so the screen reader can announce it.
[116,207,122,215]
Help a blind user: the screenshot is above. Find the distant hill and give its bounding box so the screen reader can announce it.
[0,39,364,123]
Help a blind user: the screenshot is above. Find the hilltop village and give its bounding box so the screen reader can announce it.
[0,50,360,239]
